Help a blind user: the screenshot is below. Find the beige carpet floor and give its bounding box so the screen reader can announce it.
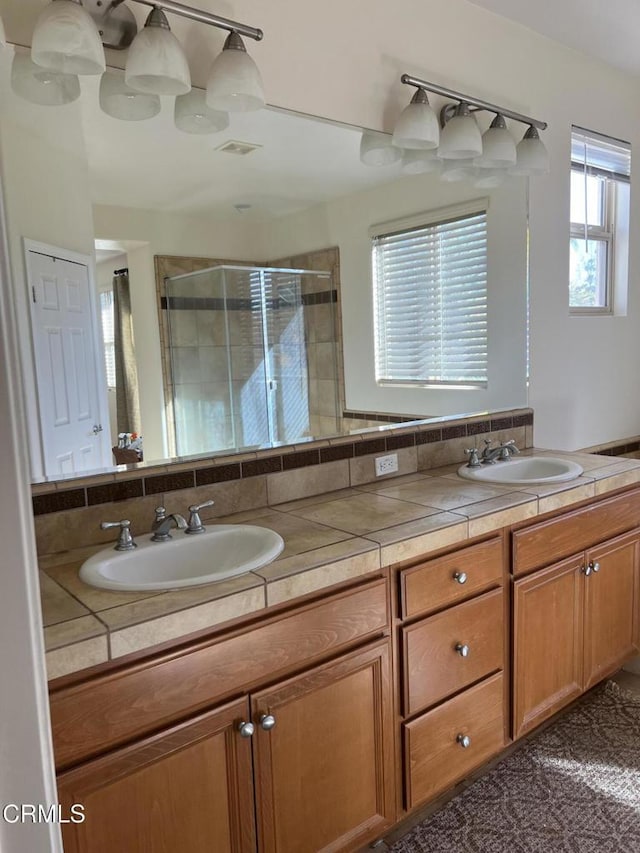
[390,680,640,852]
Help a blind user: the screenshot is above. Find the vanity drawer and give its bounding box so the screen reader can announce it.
[402,588,503,716]
[400,535,503,619]
[404,672,504,809]
[513,487,640,576]
[50,577,389,770]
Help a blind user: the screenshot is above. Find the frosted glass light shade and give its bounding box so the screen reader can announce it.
[175,89,229,134]
[125,9,190,96]
[392,89,439,150]
[476,114,516,168]
[31,0,105,76]
[440,158,475,182]
[401,149,441,175]
[510,126,549,176]
[206,33,264,113]
[11,52,80,106]
[438,103,482,160]
[99,71,160,121]
[360,130,402,167]
[0,15,7,47]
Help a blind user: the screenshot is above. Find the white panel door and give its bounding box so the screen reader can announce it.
[27,250,108,477]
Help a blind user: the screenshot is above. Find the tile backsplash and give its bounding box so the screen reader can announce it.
[32,409,533,557]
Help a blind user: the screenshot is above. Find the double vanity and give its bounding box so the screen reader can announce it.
[40,443,640,852]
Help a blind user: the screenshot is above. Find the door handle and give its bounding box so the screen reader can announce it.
[92,423,104,435]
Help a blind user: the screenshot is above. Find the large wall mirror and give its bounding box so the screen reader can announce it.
[0,47,528,483]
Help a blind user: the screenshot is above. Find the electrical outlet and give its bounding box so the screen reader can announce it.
[375,453,399,477]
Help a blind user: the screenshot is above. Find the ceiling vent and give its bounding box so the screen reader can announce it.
[215,140,262,156]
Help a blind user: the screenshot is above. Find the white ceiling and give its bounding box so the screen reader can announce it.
[467,0,640,77]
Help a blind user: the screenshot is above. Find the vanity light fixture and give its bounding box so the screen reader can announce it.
[18,0,264,117]
[438,102,483,160]
[397,74,548,178]
[510,125,550,176]
[392,87,439,150]
[31,0,106,76]
[125,7,190,95]
[206,31,265,113]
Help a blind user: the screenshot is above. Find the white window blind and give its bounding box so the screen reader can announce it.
[100,289,116,387]
[372,205,488,386]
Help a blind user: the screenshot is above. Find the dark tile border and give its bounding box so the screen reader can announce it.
[32,410,534,516]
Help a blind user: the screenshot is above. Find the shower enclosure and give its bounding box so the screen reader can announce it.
[165,264,340,457]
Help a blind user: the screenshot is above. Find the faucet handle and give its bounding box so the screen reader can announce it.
[154,506,166,523]
[100,519,136,551]
[464,448,482,468]
[187,500,214,534]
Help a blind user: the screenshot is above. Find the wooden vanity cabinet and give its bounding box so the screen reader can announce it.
[396,534,508,812]
[513,507,640,738]
[51,579,395,853]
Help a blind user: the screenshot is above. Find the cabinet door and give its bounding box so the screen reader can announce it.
[513,555,584,738]
[584,529,640,689]
[57,698,255,853]
[251,640,394,853]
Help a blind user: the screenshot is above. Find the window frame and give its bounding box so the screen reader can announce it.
[371,199,489,389]
[569,127,630,317]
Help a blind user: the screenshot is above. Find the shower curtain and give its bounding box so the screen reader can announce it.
[113,269,141,436]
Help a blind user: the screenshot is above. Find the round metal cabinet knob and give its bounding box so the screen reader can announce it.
[591,561,600,573]
[237,721,255,738]
[455,643,470,658]
[259,714,276,731]
[457,734,471,749]
[453,571,468,585]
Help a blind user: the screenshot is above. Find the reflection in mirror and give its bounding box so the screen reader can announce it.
[0,50,529,483]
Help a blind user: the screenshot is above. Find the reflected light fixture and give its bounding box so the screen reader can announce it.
[360,130,402,167]
[125,7,190,95]
[31,0,106,76]
[175,88,229,134]
[206,31,265,113]
[401,149,441,175]
[0,14,7,47]
[392,87,439,150]
[11,52,80,106]
[395,73,548,181]
[99,71,160,120]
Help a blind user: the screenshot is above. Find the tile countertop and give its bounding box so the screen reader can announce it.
[40,450,640,680]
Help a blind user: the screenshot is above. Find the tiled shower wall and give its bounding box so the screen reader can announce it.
[155,248,343,454]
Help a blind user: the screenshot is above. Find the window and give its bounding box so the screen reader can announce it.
[99,289,116,387]
[372,202,488,387]
[570,127,631,314]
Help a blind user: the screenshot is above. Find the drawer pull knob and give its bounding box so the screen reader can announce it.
[582,564,592,576]
[457,734,471,749]
[259,714,276,731]
[591,561,600,573]
[455,643,470,658]
[453,571,468,585]
[238,721,255,738]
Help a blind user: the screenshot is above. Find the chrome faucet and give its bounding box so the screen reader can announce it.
[151,507,188,542]
[481,439,520,464]
[101,519,136,551]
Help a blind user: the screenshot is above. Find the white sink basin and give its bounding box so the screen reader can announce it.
[458,456,583,486]
[80,525,285,591]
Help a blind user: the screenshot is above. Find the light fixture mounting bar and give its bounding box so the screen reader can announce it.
[129,0,263,40]
[400,74,547,130]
